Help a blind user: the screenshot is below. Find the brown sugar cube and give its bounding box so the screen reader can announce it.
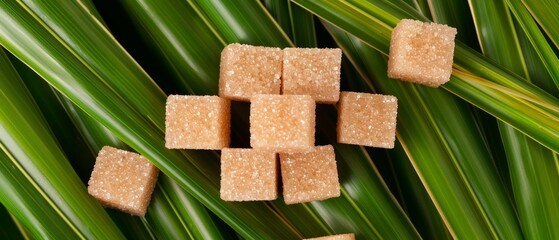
[250,94,315,151]
[220,148,277,201]
[282,48,342,103]
[337,92,398,149]
[219,44,282,101]
[305,233,356,240]
[280,145,340,204]
[387,19,457,87]
[87,146,159,216]
[165,95,230,149]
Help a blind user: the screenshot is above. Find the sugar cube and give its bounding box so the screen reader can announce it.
[337,92,398,148]
[387,19,457,87]
[219,44,282,101]
[220,148,277,201]
[88,146,159,216]
[250,94,315,151]
[282,48,342,103]
[165,95,230,149]
[305,233,356,240]
[280,145,340,204]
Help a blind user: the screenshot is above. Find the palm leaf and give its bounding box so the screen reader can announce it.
[1,0,558,238]
[467,1,559,239]
[0,46,124,238]
[0,1,300,238]
[120,0,420,238]
[521,0,559,50]
[0,206,26,239]
[291,0,559,154]
[325,23,522,239]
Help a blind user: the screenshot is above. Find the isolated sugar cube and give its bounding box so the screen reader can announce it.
[280,145,340,204]
[387,19,457,87]
[305,233,356,240]
[337,91,398,148]
[282,48,342,103]
[165,95,230,149]
[88,146,159,216]
[250,94,315,151]
[220,148,277,201]
[219,44,282,101]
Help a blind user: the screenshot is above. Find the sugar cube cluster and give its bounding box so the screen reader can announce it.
[87,18,455,222]
[218,44,343,204]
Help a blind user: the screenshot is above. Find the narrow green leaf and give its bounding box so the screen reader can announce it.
[0,2,302,238]
[503,128,559,239]
[513,20,559,97]
[0,47,124,239]
[521,0,559,50]
[469,0,527,76]
[155,176,233,240]
[325,23,522,239]
[16,0,167,128]
[189,0,293,47]
[262,0,318,47]
[426,0,480,48]
[263,0,293,39]
[9,50,159,239]
[506,0,559,92]
[62,97,231,240]
[0,205,25,239]
[413,0,432,19]
[119,0,223,94]
[337,51,448,240]
[0,150,77,239]
[382,143,452,240]
[291,0,559,153]
[468,1,559,239]
[288,3,317,47]
[470,1,559,238]
[10,54,97,182]
[118,0,420,238]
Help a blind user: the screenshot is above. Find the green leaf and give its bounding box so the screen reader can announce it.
[118,0,420,238]
[9,48,159,239]
[505,0,559,92]
[190,0,293,47]
[381,143,452,240]
[0,150,77,239]
[0,1,302,239]
[10,54,97,182]
[325,23,522,239]
[521,0,559,50]
[426,0,480,48]
[119,0,224,94]
[467,1,559,239]
[0,204,26,239]
[502,128,559,239]
[291,0,559,154]
[0,46,124,239]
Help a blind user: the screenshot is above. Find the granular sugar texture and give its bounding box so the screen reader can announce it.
[280,145,340,204]
[282,48,342,103]
[250,94,315,152]
[219,44,282,101]
[387,19,457,87]
[165,95,230,149]
[220,148,277,201]
[87,146,159,216]
[337,92,398,148]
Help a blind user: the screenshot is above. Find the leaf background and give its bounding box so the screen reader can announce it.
[0,0,557,239]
